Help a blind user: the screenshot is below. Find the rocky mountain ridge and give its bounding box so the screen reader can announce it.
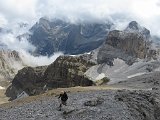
[2,20,160,120]
[125,21,151,39]
[25,17,113,56]
[97,21,157,65]
[6,21,160,100]
[0,49,26,104]
[6,56,95,100]
[85,21,159,84]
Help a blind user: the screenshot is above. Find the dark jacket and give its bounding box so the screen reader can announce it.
[58,92,68,101]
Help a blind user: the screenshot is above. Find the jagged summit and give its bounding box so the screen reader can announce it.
[6,55,95,100]
[97,21,156,65]
[125,21,151,39]
[27,17,113,56]
[126,21,139,30]
[85,21,158,84]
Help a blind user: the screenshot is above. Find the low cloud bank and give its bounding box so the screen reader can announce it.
[19,50,63,67]
[0,27,63,67]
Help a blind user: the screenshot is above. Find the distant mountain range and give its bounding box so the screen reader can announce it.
[21,17,113,56]
[2,17,160,120]
[6,20,160,100]
[0,16,160,101]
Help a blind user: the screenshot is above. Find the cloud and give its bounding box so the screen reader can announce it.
[0,33,35,52]
[38,0,160,36]
[0,26,63,66]
[0,0,160,32]
[0,0,37,22]
[19,50,63,67]
[0,14,8,28]
[0,0,160,66]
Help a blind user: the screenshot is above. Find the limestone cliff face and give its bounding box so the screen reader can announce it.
[6,56,95,100]
[97,21,157,65]
[44,56,95,88]
[0,49,24,82]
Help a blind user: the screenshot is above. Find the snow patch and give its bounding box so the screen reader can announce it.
[0,86,5,90]
[96,73,105,80]
[127,72,146,79]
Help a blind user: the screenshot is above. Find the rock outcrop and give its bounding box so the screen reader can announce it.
[6,56,95,100]
[6,66,48,100]
[125,21,151,39]
[97,21,157,65]
[85,21,158,84]
[26,17,113,55]
[43,56,95,88]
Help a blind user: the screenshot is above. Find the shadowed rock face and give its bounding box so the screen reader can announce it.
[28,17,113,55]
[6,66,48,100]
[6,56,95,100]
[97,21,157,65]
[43,56,95,88]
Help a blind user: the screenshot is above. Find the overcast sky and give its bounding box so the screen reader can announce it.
[0,0,160,66]
[0,0,160,35]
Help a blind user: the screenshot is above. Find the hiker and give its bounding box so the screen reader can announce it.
[58,91,68,111]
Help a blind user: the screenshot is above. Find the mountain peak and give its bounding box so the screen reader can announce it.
[127,21,139,30]
[28,17,113,56]
[125,21,150,39]
[97,21,157,65]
